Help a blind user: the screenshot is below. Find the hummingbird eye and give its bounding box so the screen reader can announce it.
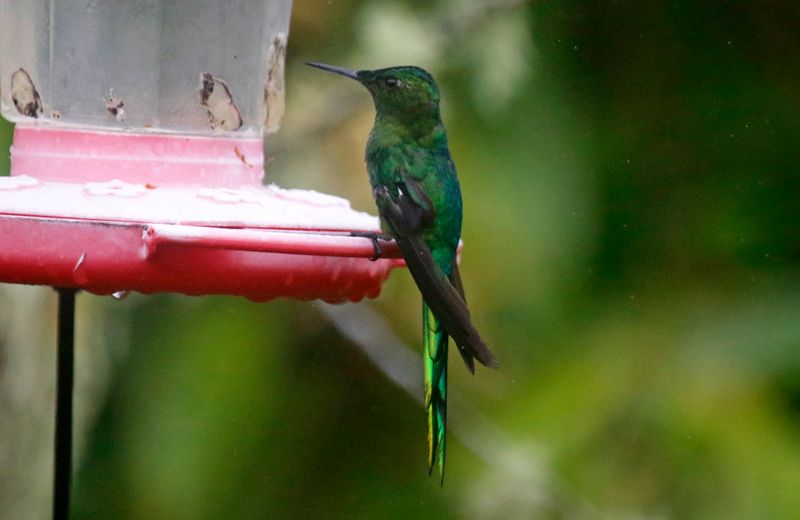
[385,78,402,88]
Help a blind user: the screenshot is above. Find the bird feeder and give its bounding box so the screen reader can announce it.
[0,0,402,301]
[0,1,402,518]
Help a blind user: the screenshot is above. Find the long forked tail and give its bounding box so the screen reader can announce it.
[423,302,448,482]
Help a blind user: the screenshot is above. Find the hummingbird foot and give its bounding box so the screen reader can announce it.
[350,231,390,261]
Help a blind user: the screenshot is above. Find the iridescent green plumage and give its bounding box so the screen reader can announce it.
[307,62,498,480]
[424,301,447,479]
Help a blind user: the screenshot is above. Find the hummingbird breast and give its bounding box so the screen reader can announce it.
[366,133,463,273]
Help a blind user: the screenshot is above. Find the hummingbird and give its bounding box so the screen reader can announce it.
[307,62,498,481]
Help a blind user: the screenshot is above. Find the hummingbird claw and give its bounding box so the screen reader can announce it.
[368,236,382,261]
[350,231,383,261]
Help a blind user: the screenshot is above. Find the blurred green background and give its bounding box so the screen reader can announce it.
[3,1,800,518]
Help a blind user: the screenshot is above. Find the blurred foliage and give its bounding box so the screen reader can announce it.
[0,116,11,175]
[3,0,800,519]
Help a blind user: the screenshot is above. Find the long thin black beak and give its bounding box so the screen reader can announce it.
[306,62,359,80]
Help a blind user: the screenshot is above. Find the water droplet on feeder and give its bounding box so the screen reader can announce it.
[111,290,129,300]
[72,252,88,284]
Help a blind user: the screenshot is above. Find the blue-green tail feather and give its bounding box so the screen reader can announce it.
[423,302,448,483]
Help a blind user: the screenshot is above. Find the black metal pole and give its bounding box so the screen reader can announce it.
[54,288,77,520]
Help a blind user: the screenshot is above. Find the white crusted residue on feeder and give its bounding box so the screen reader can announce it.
[265,184,352,208]
[0,177,379,232]
[196,187,262,204]
[0,175,39,190]
[83,180,148,197]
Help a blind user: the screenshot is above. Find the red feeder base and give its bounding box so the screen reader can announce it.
[0,126,403,301]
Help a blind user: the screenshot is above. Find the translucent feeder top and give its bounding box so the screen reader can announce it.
[0,0,291,137]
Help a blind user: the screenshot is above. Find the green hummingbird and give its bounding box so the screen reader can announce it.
[307,62,498,480]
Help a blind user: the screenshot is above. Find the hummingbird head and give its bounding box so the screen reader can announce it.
[307,63,441,121]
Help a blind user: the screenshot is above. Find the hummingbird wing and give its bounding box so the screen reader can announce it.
[374,183,498,370]
[447,263,476,373]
